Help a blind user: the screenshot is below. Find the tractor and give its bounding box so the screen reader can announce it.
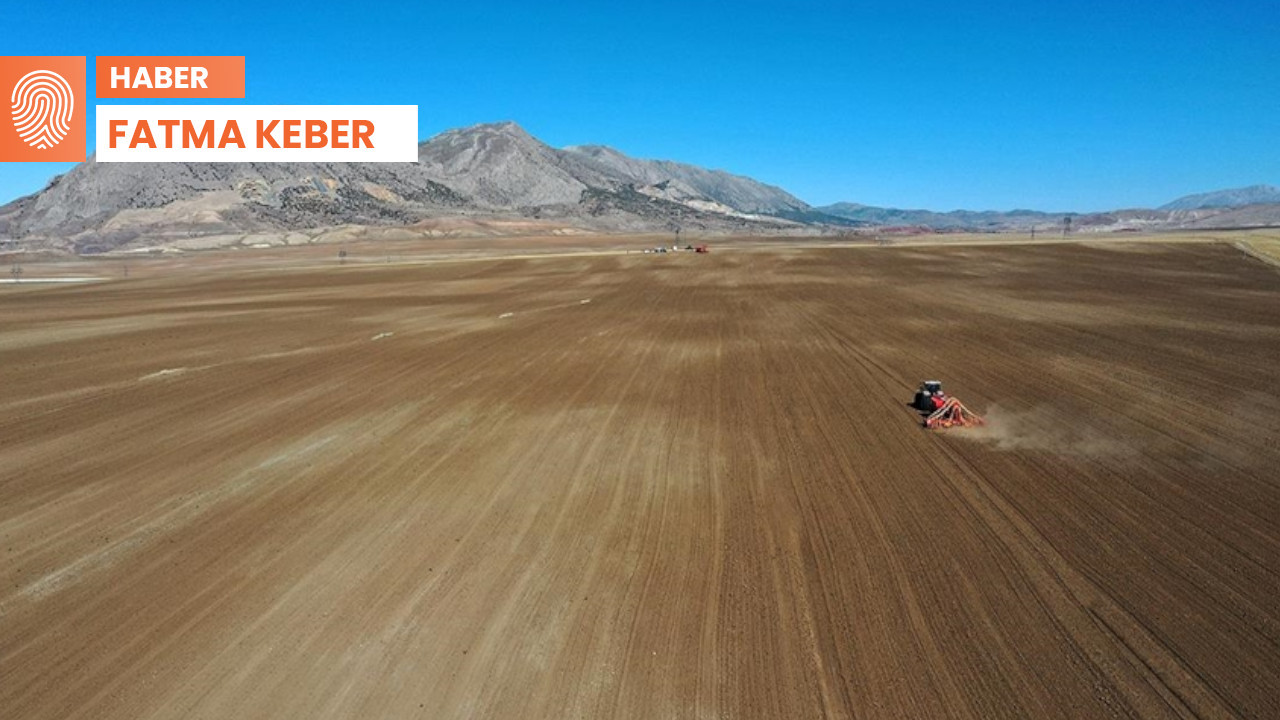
[911,380,984,429]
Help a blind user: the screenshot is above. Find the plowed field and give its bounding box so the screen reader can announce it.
[2,241,1278,718]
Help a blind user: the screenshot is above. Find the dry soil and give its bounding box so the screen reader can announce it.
[2,241,1278,718]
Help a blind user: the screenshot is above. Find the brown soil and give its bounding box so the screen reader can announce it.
[1,241,1278,718]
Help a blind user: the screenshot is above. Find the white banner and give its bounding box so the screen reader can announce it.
[95,105,418,162]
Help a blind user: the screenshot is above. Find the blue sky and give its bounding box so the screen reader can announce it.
[3,0,1277,211]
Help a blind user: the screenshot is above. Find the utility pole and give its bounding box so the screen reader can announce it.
[1063,215,1072,238]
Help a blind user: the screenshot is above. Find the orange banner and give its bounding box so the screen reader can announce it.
[95,56,244,99]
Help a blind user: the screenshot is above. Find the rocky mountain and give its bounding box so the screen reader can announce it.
[416,122,613,207]
[563,144,808,216]
[3,121,1277,255]
[1160,184,1280,211]
[0,122,809,254]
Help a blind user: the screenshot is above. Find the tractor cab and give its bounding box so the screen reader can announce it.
[913,380,945,412]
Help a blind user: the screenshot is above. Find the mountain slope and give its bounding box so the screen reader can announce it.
[0,160,466,243]
[0,122,803,253]
[1160,184,1280,211]
[5,121,1277,255]
[563,144,808,215]
[417,122,612,207]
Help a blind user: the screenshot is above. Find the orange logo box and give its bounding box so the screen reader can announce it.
[96,56,245,99]
[0,56,87,163]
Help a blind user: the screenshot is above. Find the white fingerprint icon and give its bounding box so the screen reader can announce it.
[11,70,75,150]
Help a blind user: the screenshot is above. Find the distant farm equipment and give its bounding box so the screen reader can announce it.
[911,380,985,429]
[642,243,708,254]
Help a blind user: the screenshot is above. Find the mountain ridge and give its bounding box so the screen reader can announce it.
[1,122,1277,254]
[1159,184,1280,211]
[817,183,1280,232]
[0,122,812,253]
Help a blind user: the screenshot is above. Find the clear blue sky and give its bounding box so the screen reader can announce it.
[3,0,1277,211]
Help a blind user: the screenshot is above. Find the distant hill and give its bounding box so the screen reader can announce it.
[818,194,1280,233]
[1160,184,1280,211]
[815,202,1062,231]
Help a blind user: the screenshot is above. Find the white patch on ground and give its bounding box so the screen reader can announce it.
[371,332,395,341]
[3,277,104,284]
[580,299,592,304]
[499,312,514,319]
[140,367,191,380]
[252,436,336,470]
